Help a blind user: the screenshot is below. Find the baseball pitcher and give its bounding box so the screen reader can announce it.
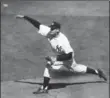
[16,15,107,94]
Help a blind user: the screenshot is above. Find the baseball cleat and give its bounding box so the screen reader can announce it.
[97,69,107,81]
[33,86,48,94]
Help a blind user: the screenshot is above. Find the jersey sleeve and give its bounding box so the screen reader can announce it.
[38,25,51,36]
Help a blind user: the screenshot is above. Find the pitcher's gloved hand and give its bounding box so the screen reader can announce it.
[45,56,52,61]
[45,56,56,61]
[45,56,53,67]
[45,56,56,65]
[50,56,56,62]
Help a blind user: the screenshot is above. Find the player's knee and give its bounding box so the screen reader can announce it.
[43,68,51,78]
[73,64,87,73]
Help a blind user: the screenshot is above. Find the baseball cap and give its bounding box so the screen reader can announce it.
[49,21,61,31]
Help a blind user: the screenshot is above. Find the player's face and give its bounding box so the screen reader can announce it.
[47,29,59,38]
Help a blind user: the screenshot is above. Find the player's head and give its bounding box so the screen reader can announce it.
[48,21,61,38]
[49,21,61,31]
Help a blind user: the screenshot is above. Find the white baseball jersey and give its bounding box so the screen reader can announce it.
[38,24,73,55]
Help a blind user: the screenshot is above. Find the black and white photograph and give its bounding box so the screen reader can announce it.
[1,0,109,98]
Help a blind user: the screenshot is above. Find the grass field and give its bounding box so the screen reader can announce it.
[1,1,109,98]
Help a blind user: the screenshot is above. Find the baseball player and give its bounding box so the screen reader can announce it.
[16,15,107,94]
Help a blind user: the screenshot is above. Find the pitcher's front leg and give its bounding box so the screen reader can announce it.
[33,62,52,94]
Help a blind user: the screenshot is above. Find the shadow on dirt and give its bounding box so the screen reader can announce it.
[15,70,106,90]
[15,80,105,90]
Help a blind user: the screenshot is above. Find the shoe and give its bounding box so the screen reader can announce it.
[97,69,107,81]
[43,86,49,93]
[42,89,48,93]
[33,86,48,94]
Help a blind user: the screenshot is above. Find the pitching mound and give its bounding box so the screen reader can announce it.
[16,74,105,84]
[1,74,107,98]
